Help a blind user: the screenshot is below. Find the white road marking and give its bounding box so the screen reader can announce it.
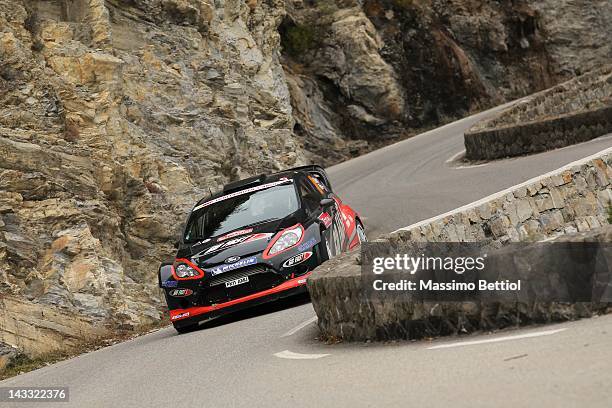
[426,328,567,350]
[282,316,318,337]
[274,350,330,360]
[445,150,466,164]
[454,162,490,170]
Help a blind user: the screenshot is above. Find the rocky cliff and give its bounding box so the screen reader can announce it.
[1,0,307,356]
[0,0,610,357]
[283,0,611,150]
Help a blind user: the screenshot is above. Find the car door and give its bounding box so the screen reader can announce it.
[299,175,345,258]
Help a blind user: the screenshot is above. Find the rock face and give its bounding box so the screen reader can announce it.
[0,0,304,355]
[281,0,611,150]
[0,341,19,371]
[0,0,611,357]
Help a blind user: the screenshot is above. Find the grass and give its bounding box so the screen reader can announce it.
[1,352,73,380]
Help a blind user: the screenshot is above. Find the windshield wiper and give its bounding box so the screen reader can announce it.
[240,218,279,229]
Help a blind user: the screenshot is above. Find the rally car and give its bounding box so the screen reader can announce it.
[158,165,366,333]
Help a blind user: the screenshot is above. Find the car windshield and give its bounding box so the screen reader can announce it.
[184,184,299,241]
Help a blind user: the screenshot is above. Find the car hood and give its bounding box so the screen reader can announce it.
[177,214,300,268]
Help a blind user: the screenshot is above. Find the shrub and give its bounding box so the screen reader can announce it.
[282,24,319,58]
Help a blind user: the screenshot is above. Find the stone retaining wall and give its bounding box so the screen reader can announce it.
[308,147,612,341]
[464,65,612,160]
[308,227,612,341]
[391,147,612,247]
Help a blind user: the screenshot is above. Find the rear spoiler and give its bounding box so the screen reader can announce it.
[223,174,267,193]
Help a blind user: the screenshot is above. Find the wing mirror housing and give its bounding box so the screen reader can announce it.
[320,198,335,208]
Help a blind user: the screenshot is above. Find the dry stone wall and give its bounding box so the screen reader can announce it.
[308,226,612,342]
[464,66,612,160]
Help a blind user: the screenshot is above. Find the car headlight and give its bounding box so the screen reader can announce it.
[266,225,304,257]
[173,259,204,279]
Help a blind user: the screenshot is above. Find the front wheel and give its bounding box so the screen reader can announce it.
[173,322,197,334]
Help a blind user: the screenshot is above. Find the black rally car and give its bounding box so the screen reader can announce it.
[158,165,366,333]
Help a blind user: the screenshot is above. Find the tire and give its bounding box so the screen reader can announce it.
[173,322,196,334]
[356,221,368,243]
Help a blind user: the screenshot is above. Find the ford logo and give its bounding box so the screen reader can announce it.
[225,256,241,264]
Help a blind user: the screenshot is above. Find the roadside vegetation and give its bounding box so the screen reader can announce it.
[281,24,320,58]
[0,322,168,380]
[1,352,73,380]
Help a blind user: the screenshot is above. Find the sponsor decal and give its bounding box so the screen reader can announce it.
[318,212,332,228]
[169,288,193,297]
[218,229,253,242]
[171,312,190,320]
[208,256,257,276]
[341,210,353,229]
[225,256,241,264]
[191,238,211,248]
[297,238,317,252]
[245,232,274,242]
[297,278,307,284]
[283,251,313,268]
[193,233,273,259]
[162,280,178,288]
[196,236,251,257]
[193,178,292,211]
[225,276,249,288]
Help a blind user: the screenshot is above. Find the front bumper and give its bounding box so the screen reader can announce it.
[170,272,311,328]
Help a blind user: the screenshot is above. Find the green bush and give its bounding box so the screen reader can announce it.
[392,0,424,11]
[282,25,319,58]
[316,0,338,15]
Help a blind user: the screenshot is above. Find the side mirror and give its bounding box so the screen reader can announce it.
[320,198,334,208]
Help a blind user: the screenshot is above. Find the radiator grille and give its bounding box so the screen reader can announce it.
[208,264,268,287]
[204,264,284,305]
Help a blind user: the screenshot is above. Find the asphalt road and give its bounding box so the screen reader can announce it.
[329,104,612,237]
[2,105,611,407]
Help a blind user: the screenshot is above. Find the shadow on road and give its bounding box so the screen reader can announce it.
[179,292,312,334]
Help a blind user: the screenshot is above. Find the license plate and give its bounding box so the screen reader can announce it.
[225,276,249,288]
